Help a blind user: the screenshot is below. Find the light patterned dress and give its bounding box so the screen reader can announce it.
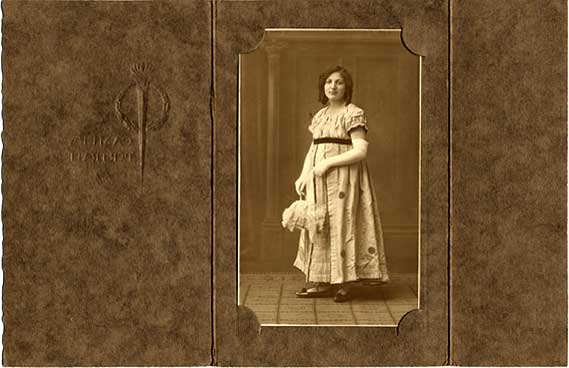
[293,103,389,284]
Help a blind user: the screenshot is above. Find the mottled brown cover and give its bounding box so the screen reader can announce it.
[2,0,567,366]
[2,1,212,365]
[451,1,567,365]
[214,0,449,365]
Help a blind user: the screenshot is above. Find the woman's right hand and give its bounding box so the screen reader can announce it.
[295,175,307,196]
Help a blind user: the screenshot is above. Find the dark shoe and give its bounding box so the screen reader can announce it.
[333,288,353,303]
[295,286,334,298]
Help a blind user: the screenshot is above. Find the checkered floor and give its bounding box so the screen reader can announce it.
[239,272,418,326]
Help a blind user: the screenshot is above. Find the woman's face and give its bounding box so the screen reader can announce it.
[324,71,346,103]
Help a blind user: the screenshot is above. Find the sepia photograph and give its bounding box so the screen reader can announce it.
[238,29,420,326]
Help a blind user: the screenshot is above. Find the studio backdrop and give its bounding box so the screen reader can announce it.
[240,30,419,274]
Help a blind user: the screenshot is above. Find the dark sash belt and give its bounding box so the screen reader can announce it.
[313,137,352,145]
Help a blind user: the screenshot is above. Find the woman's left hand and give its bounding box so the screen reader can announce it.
[313,161,331,176]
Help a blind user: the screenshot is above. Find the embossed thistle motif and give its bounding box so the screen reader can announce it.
[115,62,170,188]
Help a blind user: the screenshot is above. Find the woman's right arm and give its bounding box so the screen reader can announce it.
[295,143,314,196]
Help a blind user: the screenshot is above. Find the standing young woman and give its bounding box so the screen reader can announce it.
[293,65,389,302]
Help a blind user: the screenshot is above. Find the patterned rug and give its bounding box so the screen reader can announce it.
[239,272,418,326]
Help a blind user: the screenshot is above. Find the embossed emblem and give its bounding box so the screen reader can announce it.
[115,62,170,187]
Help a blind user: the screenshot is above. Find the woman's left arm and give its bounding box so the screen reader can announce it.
[313,128,368,176]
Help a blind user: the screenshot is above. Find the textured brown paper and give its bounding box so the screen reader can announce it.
[2,0,567,366]
[214,0,449,365]
[451,1,567,365]
[2,1,212,365]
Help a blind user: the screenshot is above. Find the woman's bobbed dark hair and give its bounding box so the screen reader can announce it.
[318,65,354,105]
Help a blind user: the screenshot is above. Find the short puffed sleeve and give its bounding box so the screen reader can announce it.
[307,108,325,134]
[345,106,368,133]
